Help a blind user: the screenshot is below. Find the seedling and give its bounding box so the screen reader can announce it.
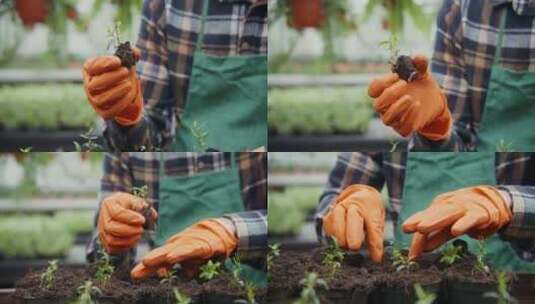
[199,260,221,281]
[484,272,517,304]
[379,35,419,82]
[160,269,178,288]
[497,139,513,152]
[294,272,328,304]
[74,127,103,152]
[132,185,155,230]
[322,238,345,278]
[76,280,102,304]
[172,287,192,304]
[40,259,58,289]
[19,147,32,153]
[94,252,115,285]
[392,247,418,272]
[267,243,280,271]
[440,244,463,266]
[473,240,490,274]
[414,283,437,304]
[235,281,258,304]
[107,22,136,69]
[190,120,209,151]
[228,256,245,289]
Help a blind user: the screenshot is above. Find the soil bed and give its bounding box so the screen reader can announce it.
[12,263,264,304]
[268,247,501,304]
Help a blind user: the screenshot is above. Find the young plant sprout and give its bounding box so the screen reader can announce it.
[132,185,155,231]
[267,243,280,271]
[199,260,221,281]
[392,247,418,272]
[172,287,191,304]
[76,280,102,304]
[484,272,517,304]
[235,281,258,304]
[74,127,103,152]
[379,35,419,82]
[19,147,32,153]
[474,240,490,274]
[414,283,437,304]
[228,256,245,289]
[191,120,209,151]
[40,259,58,289]
[322,238,345,278]
[440,244,463,266]
[94,252,115,285]
[294,272,328,304]
[107,21,136,69]
[160,269,178,288]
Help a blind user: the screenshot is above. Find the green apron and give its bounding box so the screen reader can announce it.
[478,8,535,151]
[155,153,266,286]
[397,152,535,272]
[172,0,267,152]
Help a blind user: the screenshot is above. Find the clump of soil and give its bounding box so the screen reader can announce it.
[140,204,155,231]
[115,41,136,69]
[392,55,418,82]
[12,262,263,304]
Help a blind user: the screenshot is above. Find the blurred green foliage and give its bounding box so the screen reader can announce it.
[268,87,372,134]
[268,186,323,235]
[54,210,94,235]
[0,84,95,130]
[0,214,75,258]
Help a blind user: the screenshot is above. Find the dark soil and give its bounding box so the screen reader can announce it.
[140,205,155,231]
[268,247,496,304]
[115,42,136,69]
[11,263,264,304]
[392,55,418,82]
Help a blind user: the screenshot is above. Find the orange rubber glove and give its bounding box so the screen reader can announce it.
[322,184,385,263]
[82,48,143,126]
[368,55,452,141]
[131,219,238,280]
[98,192,157,255]
[402,185,512,260]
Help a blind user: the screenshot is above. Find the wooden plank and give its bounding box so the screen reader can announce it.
[0,69,82,84]
[268,73,381,87]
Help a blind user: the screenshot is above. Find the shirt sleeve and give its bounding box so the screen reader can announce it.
[218,210,267,261]
[315,152,385,241]
[103,0,175,151]
[86,153,136,265]
[498,185,535,240]
[410,0,473,151]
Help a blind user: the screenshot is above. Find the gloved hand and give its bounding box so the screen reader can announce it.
[323,184,385,263]
[402,185,512,259]
[98,192,157,255]
[368,55,452,141]
[82,48,143,126]
[131,219,238,280]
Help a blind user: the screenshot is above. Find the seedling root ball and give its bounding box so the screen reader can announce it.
[393,55,419,82]
[115,42,136,69]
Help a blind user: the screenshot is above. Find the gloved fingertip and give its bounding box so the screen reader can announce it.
[412,54,429,74]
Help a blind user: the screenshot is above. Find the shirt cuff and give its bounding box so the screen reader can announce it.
[220,210,267,260]
[498,186,535,239]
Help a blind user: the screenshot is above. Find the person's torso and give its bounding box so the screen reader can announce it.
[116,152,267,212]
[165,0,267,111]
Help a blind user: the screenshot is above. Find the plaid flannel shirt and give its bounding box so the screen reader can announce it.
[86,152,267,264]
[411,0,535,151]
[316,152,535,262]
[103,0,267,151]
